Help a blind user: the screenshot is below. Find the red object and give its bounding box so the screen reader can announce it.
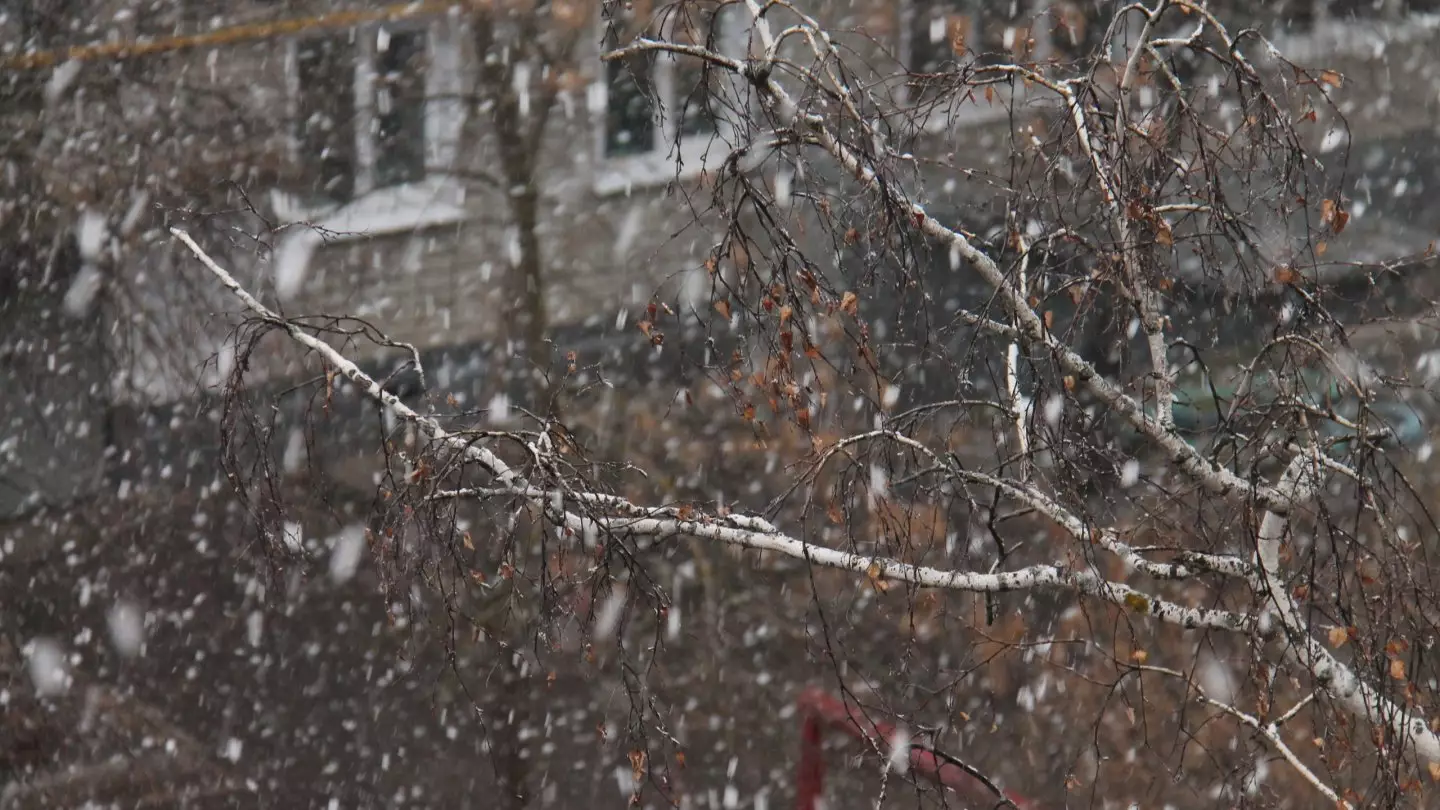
[793,686,1036,809]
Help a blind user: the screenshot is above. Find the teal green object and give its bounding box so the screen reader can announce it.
[1121,367,1426,454]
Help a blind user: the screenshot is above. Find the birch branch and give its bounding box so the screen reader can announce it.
[1256,451,1440,765]
[810,430,1251,582]
[172,228,1254,638]
[1006,234,1031,475]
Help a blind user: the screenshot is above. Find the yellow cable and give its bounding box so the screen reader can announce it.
[4,1,460,71]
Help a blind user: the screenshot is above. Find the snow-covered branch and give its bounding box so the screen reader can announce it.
[812,430,1251,582]
[172,228,1254,637]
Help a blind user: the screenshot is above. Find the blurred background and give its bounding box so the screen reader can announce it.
[3,1,1440,807]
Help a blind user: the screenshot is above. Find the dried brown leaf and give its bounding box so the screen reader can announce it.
[1328,625,1348,648]
[1155,220,1173,247]
[629,749,647,784]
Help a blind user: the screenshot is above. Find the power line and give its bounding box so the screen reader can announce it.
[4,1,457,71]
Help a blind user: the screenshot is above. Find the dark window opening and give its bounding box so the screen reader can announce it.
[906,0,1028,99]
[675,9,721,138]
[604,26,657,157]
[905,0,969,103]
[603,6,724,158]
[297,34,357,202]
[3,3,72,113]
[976,0,1029,64]
[1047,1,1113,67]
[1328,0,1389,18]
[375,28,427,188]
[908,1,969,77]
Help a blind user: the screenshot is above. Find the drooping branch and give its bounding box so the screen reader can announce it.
[793,686,1033,809]
[604,31,1295,515]
[1135,665,1348,809]
[1255,452,1440,765]
[810,430,1253,582]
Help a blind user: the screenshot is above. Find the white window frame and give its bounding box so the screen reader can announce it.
[593,6,741,196]
[273,14,469,239]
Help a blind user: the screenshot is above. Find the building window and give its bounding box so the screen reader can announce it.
[1327,0,1389,18]
[902,0,1040,121]
[604,38,657,157]
[293,24,429,205]
[296,34,358,201]
[601,3,728,162]
[374,28,427,188]
[906,0,1029,77]
[1206,0,1316,31]
[1045,1,1114,66]
[3,4,68,112]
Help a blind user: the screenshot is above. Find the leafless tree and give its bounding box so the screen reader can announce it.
[179,0,1440,806]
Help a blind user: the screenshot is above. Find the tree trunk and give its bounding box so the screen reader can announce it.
[509,182,556,417]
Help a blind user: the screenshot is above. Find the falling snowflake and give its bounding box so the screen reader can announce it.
[107,600,145,658]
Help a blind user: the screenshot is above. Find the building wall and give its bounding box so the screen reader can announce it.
[269,0,1440,355]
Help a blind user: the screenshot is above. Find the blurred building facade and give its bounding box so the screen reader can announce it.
[3,2,1440,807]
[2,0,1438,360]
[3,0,1438,513]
